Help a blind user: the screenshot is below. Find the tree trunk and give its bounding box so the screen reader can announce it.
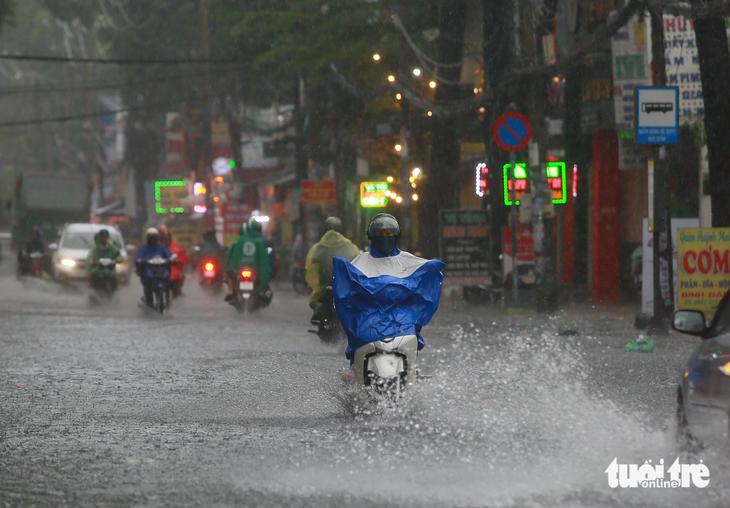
[692,11,730,227]
[421,0,468,258]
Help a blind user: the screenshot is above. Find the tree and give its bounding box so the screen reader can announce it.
[691,8,730,227]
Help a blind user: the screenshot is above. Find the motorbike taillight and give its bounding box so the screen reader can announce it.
[204,262,215,271]
[240,269,253,279]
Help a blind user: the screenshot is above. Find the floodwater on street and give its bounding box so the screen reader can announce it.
[1,242,729,507]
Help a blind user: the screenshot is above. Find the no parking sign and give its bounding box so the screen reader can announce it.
[492,112,532,152]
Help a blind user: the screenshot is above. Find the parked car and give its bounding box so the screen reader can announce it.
[49,223,133,285]
[672,290,730,446]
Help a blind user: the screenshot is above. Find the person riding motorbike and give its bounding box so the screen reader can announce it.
[224,218,272,305]
[135,228,174,307]
[305,217,360,323]
[158,225,189,297]
[197,228,226,283]
[17,226,47,275]
[333,213,444,383]
[86,229,124,289]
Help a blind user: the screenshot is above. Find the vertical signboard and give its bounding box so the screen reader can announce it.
[221,202,252,247]
[438,210,490,285]
[677,228,730,311]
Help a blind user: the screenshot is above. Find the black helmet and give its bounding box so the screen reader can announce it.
[203,228,216,241]
[366,213,401,239]
[98,229,110,239]
[324,216,343,233]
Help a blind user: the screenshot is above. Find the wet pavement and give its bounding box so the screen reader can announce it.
[1,240,729,507]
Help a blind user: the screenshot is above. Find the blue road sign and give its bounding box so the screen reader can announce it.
[636,87,679,144]
[493,112,532,152]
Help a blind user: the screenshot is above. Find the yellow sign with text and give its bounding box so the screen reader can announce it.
[677,228,730,311]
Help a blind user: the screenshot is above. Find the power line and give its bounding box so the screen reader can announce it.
[0,92,222,128]
[0,53,242,65]
[0,64,244,97]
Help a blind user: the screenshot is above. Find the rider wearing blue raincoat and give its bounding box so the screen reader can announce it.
[332,214,444,381]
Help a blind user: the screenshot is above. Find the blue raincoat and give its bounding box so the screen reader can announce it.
[332,254,445,361]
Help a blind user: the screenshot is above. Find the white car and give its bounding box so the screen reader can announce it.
[50,223,133,284]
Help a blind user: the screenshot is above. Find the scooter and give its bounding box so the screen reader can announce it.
[89,258,119,302]
[139,255,176,315]
[229,266,273,315]
[199,258,223,293]
[351,335,419,400]
[309,287,342,343]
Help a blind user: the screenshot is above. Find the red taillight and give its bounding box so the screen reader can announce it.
[241,269,252,278]
[204,262,214,271]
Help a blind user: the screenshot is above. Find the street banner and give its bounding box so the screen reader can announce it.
[677,228,730,311]
[438,210,490,285]
[302,180,336,206]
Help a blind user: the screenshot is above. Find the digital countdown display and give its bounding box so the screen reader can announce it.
[546,162,567,204]
[503,163,529,205]
[360,181,389,207]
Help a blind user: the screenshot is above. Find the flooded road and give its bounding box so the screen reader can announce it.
[1,245,727,507]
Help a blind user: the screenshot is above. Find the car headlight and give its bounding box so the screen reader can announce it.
[60,259,76,267]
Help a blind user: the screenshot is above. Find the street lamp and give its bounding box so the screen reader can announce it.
[373,53,381,61]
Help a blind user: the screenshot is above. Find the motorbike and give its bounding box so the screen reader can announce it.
[199,258,223,293]
[309,287,341,343]
[90,258,118,301]
[229,266,272,314]
[291,262,310,295]
[351,335,419,401]
[140,255,176,315]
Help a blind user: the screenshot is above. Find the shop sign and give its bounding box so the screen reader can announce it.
[155,180,186,214]
[360,181,389,207]
[438,210,490,285]
[169,226,200,250]
[302,179,336,206]
[677,228,730,311]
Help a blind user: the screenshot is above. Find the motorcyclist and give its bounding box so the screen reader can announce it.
[305,217,360,322]
[224,218,271,305]
[86,229,124,288]
[17,226,46,275]
[135,227,173,307]
[334,213,444,382]
[197,228,226,280]
[158,225,189,297]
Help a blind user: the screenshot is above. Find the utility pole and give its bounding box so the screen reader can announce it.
[650,8,674,329]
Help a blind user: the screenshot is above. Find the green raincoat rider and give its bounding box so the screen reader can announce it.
[86,229,124,282]
[225,218,271,300]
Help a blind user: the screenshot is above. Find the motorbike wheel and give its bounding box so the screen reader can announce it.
[234,292,246,314]
[155,288,165,315]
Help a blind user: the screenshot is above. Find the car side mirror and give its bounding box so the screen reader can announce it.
[672,310,707,337]
[47,243,58,252]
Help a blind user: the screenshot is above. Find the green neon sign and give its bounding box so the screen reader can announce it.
[546,162,567,204]
[360,181,389,208]
[503,163,528,205]
[155,180,186,214]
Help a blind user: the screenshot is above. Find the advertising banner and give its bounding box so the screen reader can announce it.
[438,210,490,285]
[302,180,336,206]
[677,228,730,311]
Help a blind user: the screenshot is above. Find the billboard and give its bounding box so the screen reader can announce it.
[677,228,730,311]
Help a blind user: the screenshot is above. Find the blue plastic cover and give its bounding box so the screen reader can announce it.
[332,257,445,360]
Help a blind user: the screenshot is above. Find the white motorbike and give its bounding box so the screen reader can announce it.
[352,334,419,400]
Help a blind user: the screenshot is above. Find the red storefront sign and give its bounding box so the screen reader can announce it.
[302,179,336,205]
